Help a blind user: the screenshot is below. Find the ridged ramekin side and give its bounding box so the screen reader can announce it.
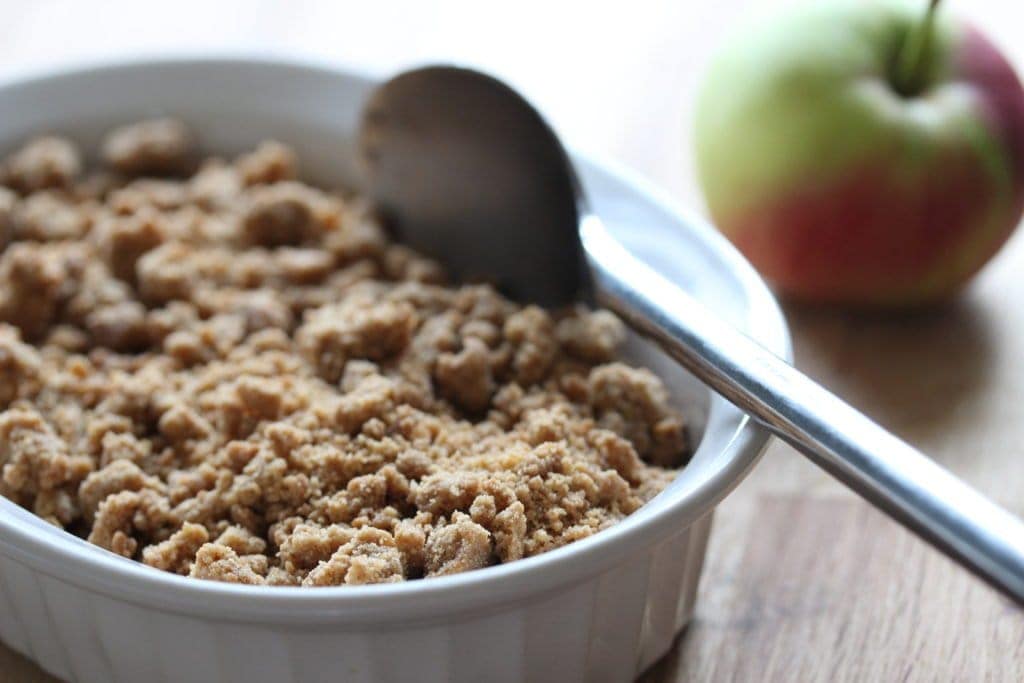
[0,512,712,683]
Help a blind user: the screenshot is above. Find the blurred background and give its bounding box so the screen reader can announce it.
[1,1,1024,680]
[0,0,1009,210]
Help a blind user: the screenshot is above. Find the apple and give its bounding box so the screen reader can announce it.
[694,0,1024,306]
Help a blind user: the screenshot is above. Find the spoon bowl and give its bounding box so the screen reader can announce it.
[360,67,585,306]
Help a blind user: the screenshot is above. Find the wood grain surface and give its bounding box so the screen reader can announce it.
[645,498,1024,682]
[1,1,1023,681]
[642,251,1024,680]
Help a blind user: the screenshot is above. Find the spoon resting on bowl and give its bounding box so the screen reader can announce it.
[358,65,1024,605]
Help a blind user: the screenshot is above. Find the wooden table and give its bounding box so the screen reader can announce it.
[641,246,1024,681]
[1,0,1022,680]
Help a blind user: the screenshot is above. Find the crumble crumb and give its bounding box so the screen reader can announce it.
[2,136,82,193]
[101,118,194,176]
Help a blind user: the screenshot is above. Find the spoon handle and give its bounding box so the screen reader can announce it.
[582,216,1024,605]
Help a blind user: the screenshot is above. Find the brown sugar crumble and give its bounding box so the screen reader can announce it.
[0,120,690,586]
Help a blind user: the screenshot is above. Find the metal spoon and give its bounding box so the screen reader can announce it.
[358,65,1024,604]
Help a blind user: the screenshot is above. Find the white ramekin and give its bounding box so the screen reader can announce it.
[0,57,790,683]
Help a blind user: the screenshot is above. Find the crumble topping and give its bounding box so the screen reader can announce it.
[0,120,689,586]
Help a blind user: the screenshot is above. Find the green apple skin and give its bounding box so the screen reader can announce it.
[695,0,1024,307]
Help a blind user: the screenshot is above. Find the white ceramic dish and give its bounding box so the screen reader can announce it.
[0,57,790,683]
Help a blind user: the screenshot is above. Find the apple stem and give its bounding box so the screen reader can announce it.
[895,0,942,96]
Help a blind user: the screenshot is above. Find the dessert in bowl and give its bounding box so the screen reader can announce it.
[0,57,788,682]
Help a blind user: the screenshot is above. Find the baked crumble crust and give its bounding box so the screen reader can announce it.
[0,120,689,586]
